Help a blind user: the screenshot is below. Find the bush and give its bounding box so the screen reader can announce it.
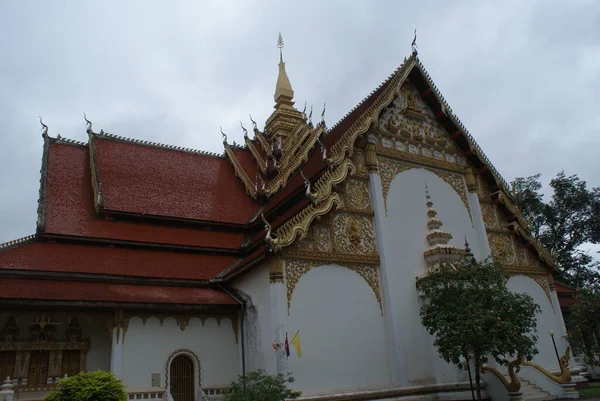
[45,370,127,401]
[224,369,301,401]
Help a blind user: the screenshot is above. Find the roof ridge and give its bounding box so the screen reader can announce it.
[49,135,87,147]
[95,130,224,158]
[0,234,36,250]
[415,58,512,197]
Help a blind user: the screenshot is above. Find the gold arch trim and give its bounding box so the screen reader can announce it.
[285,259,383,315]
[378,158,472,222]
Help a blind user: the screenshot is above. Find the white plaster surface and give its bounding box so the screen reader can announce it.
[121,316,239,390]
[232,263,272,374]
[285,263,391,395]
[378,168,479,385]
[506,275,567,371]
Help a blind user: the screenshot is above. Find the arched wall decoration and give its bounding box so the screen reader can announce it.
[285,259,382,315]
[507,274,555,313]
[164,348,202,394]
[378,157,472,223]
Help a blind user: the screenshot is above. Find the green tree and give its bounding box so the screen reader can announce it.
[45,370,127,401]
[511,172,600,289]
[567,290,600,367]
[418,258,540,401]
[224,370,301,401]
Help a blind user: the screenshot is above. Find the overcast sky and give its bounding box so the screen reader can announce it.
[1,0,599,249]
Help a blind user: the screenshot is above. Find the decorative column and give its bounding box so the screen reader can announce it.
[109,309,126,379]
[269,255,287,375]
[465,167,491,259]
[364,139,406,386]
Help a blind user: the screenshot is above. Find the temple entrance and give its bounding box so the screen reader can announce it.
[27,350,49,387]
[169,354,194,401]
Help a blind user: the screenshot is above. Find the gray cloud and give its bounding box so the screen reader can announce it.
[1,0,599,244]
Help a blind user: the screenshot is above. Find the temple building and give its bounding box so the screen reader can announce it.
[0,36,585,401]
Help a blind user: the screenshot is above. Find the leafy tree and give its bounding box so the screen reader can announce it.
[511,172,600,289]
[567,290,600,367]
[45,370,127,401]
[418,258,540,401]
[224,369,301,401]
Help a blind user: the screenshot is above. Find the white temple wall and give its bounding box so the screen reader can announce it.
[0,311,111,372]
[232,263,272,374]
[379,167,480,385]
[285,263,390,395]
[121,316,239,390]
[506,275,566,371]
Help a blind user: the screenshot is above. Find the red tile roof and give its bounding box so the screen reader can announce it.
[42,141,246,249]
[0,240,236,280]
[0,278,239,305]
[91,135,258,224]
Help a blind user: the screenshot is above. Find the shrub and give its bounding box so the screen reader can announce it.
[45,370,127,401]
[225,369,301,401]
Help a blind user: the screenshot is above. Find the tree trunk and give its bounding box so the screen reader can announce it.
[474,352,482,401]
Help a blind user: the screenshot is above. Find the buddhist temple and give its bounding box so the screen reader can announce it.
[0,34,585,401]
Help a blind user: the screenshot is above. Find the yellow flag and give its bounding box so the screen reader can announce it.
[290,331,302,358]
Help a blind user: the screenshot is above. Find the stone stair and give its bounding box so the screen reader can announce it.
[520,379,556,401]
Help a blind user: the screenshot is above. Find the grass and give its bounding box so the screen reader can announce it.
[579,382,600,399]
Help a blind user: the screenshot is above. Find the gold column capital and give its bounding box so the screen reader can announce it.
[269,255,284,284]
[465,167,477,193]
[365,142,378,172]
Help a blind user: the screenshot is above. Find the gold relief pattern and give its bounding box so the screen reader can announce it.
[515,241,528,267]
[332,213,377,255]
[345,179,371,210]
[478,176,494,200]
[481,203,498,229]
[285,259,382,314]
[351,148,369,177]
[489,232,516,266]
[314,225,331,252]
[495,204,511,228]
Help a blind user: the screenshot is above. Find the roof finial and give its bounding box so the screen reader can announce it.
[39,116,48,138]
[411,29,418,55]
[220,126,227,144]
[321,102,326,126]
[277,31,284,61]
[240,121,248,139]
[83,112,93,134]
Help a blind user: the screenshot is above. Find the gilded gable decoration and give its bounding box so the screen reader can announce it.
[333,213,377,255]
[285,258,382,315]
[345,179,371,211]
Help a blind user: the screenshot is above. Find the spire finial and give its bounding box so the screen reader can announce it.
[277,32,284,61]
[273,32,294,106]
[411,29,418,55]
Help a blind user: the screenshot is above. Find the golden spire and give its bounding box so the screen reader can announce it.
[274,32,295,109]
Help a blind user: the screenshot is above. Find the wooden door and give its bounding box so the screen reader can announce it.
[27,350,49,387]
[170,355,194,401]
